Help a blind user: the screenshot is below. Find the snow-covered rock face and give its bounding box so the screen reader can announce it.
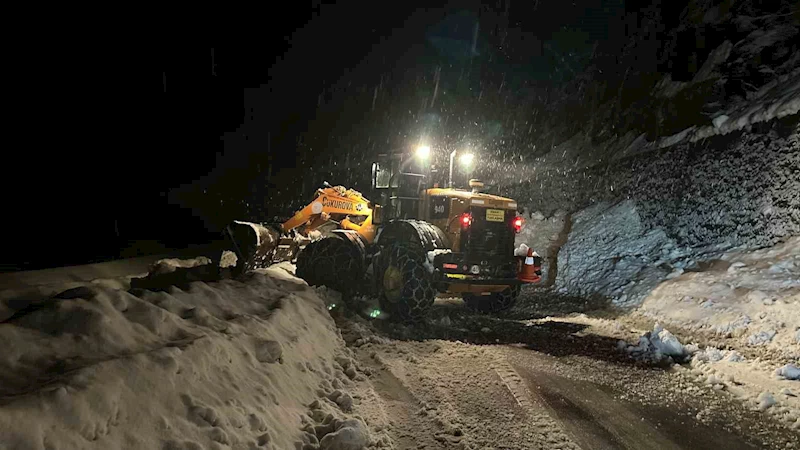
[554,200,687,307]
[520,118,798,309]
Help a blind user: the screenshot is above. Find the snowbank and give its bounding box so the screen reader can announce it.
[637,236,800,360]
[617,324,800,429]
[687,348,800,429]
[0,260,369,449]
[614,237,800,430]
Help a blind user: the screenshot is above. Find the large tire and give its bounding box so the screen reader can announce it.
[376,245,436,322]
[295,236,363,294]
[463,285,520,313]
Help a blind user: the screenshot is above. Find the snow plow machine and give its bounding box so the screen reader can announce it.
[213,151,542,321]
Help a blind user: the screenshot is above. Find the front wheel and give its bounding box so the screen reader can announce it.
[377,246,436,322]
[463,285,520,313]
[295,236,363,295]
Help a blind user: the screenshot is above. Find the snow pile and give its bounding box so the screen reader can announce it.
[618,323,694,364]
[637,236,800,360]
[0,260,370,450]
[757,392,779,412]
[776,364,800,381]
[625,237,800,426]
[687,345,800,428]
[0,256,170,322]
[424,249,451,274]
[691,347,752,366]
[297,347,387,450]
[693,347,725,363]
[748,330,778,346]
[148,256,212,274]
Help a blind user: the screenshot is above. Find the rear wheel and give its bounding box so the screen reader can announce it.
[377,245,436,322]
[463,285,520,313]
[295,236,363,294]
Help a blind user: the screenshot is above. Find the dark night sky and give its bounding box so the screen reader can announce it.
[6,2,458,269]
[5,0,657,270]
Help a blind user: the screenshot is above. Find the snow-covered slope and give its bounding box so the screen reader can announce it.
[607,236,800,430]
[518,115,799,308]
[637,236,800,359]
[0,260,372,450]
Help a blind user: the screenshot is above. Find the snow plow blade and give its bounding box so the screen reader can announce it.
[222,221,281,273]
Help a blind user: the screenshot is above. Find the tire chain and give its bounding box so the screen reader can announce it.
[296,237,362,293]
[463,285,520,313]
[379,245,436,322]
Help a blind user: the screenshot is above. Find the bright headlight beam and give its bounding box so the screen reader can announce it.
[416,145,431,160]
[459,152,474,166]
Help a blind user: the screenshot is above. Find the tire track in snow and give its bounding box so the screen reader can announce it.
[491,360,534,411]
[360,354,450,449]
[353,340,580,449]
[507,347,775,450]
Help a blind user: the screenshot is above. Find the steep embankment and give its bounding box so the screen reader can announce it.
[515,116,798,306]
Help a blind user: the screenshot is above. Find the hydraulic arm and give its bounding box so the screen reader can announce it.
[220,183,376,272]
[280,184,376,242]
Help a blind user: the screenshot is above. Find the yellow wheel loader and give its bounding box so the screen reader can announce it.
[215,151,542,321]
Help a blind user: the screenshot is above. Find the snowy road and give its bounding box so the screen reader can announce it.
[510,349,757,450]
[340,298,800,450]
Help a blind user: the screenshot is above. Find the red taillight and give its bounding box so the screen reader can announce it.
[513,217,523,233]
[461,213,472,227]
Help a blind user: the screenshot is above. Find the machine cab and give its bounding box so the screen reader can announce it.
[371,152,428,222]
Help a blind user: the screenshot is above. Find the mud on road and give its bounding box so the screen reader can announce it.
[335,293,799,450]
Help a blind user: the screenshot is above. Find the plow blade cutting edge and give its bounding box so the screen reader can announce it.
[219,221,282,273]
